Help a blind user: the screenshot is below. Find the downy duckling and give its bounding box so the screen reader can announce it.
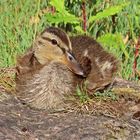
[16,27,119,110]
[16,27,85,111]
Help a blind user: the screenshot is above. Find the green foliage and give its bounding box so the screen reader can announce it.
[0,0,48,67]
[98,33,129,59]
[76,83,90,103]
[46,0,80,24]
[94,91,118,101]
[50,0,65,12]
[88,3,130,31]
[45,13,79,24]
[0,0,140,80]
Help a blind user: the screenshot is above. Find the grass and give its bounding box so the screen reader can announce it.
[0,0,49,67]
[0,0,140,94]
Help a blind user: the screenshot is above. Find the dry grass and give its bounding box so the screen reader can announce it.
[0,67,16,94]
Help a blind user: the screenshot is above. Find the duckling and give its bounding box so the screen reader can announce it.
[70,35,119,92]
[15,27,118,111]
[16,27,85,111]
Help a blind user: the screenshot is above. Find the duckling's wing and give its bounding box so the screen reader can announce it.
[70,35,119,92]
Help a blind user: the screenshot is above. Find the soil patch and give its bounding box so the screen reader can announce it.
[0,93,140,140]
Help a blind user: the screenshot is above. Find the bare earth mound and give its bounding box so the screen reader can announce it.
[0,90,140,140]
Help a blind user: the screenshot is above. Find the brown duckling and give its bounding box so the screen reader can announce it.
[70,35,119,92]
[15,27,118,111]
[16,27,85,111]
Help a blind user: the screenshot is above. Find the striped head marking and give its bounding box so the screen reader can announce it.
[34,27,84,76]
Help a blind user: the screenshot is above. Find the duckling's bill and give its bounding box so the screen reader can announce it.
[65,51,85,77]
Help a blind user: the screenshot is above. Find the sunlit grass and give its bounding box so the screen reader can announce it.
[0,0,49,67]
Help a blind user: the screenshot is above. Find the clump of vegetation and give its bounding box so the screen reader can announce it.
[76,83,90,104]
[94,90,118,101]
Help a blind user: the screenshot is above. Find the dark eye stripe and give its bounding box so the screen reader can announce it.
[42,36,52,42]
[41,36,66,54]
[60,47,66,53]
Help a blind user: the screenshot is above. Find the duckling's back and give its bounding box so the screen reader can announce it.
[70,35,119,91]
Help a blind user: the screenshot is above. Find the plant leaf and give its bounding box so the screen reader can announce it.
[97,33,129,60]
[88,3,130,24]
[45,13,80,24]
[50,0,65,13]
[48,0,80,24]
[75,25,85,33]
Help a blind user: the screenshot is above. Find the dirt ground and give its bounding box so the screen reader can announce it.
[0,88,140,140]
[0,70,140,140]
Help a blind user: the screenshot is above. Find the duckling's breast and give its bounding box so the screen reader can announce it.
[16,62,76,110]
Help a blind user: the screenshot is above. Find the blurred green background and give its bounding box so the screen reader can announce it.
[0,0,140,80]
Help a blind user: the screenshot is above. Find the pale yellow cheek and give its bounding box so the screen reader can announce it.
[34,44,66,65]
[57,55,67,64]
[34,46,48,64]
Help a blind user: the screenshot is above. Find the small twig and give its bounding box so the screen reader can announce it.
[51,6,56,15]
[133,37,140,77]
[81,1,87,32]
[33,0,41,41]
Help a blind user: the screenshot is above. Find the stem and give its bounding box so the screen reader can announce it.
[33,0,40,41]
[82,1,87,32]
[133,37,140,77]
[51,6,55,15]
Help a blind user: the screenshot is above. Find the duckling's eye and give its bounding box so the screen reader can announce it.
[51,39,58,45]
[68,55,73,61]
[67,53,74,61]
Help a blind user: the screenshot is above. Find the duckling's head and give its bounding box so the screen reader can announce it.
[34,27,84,76]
